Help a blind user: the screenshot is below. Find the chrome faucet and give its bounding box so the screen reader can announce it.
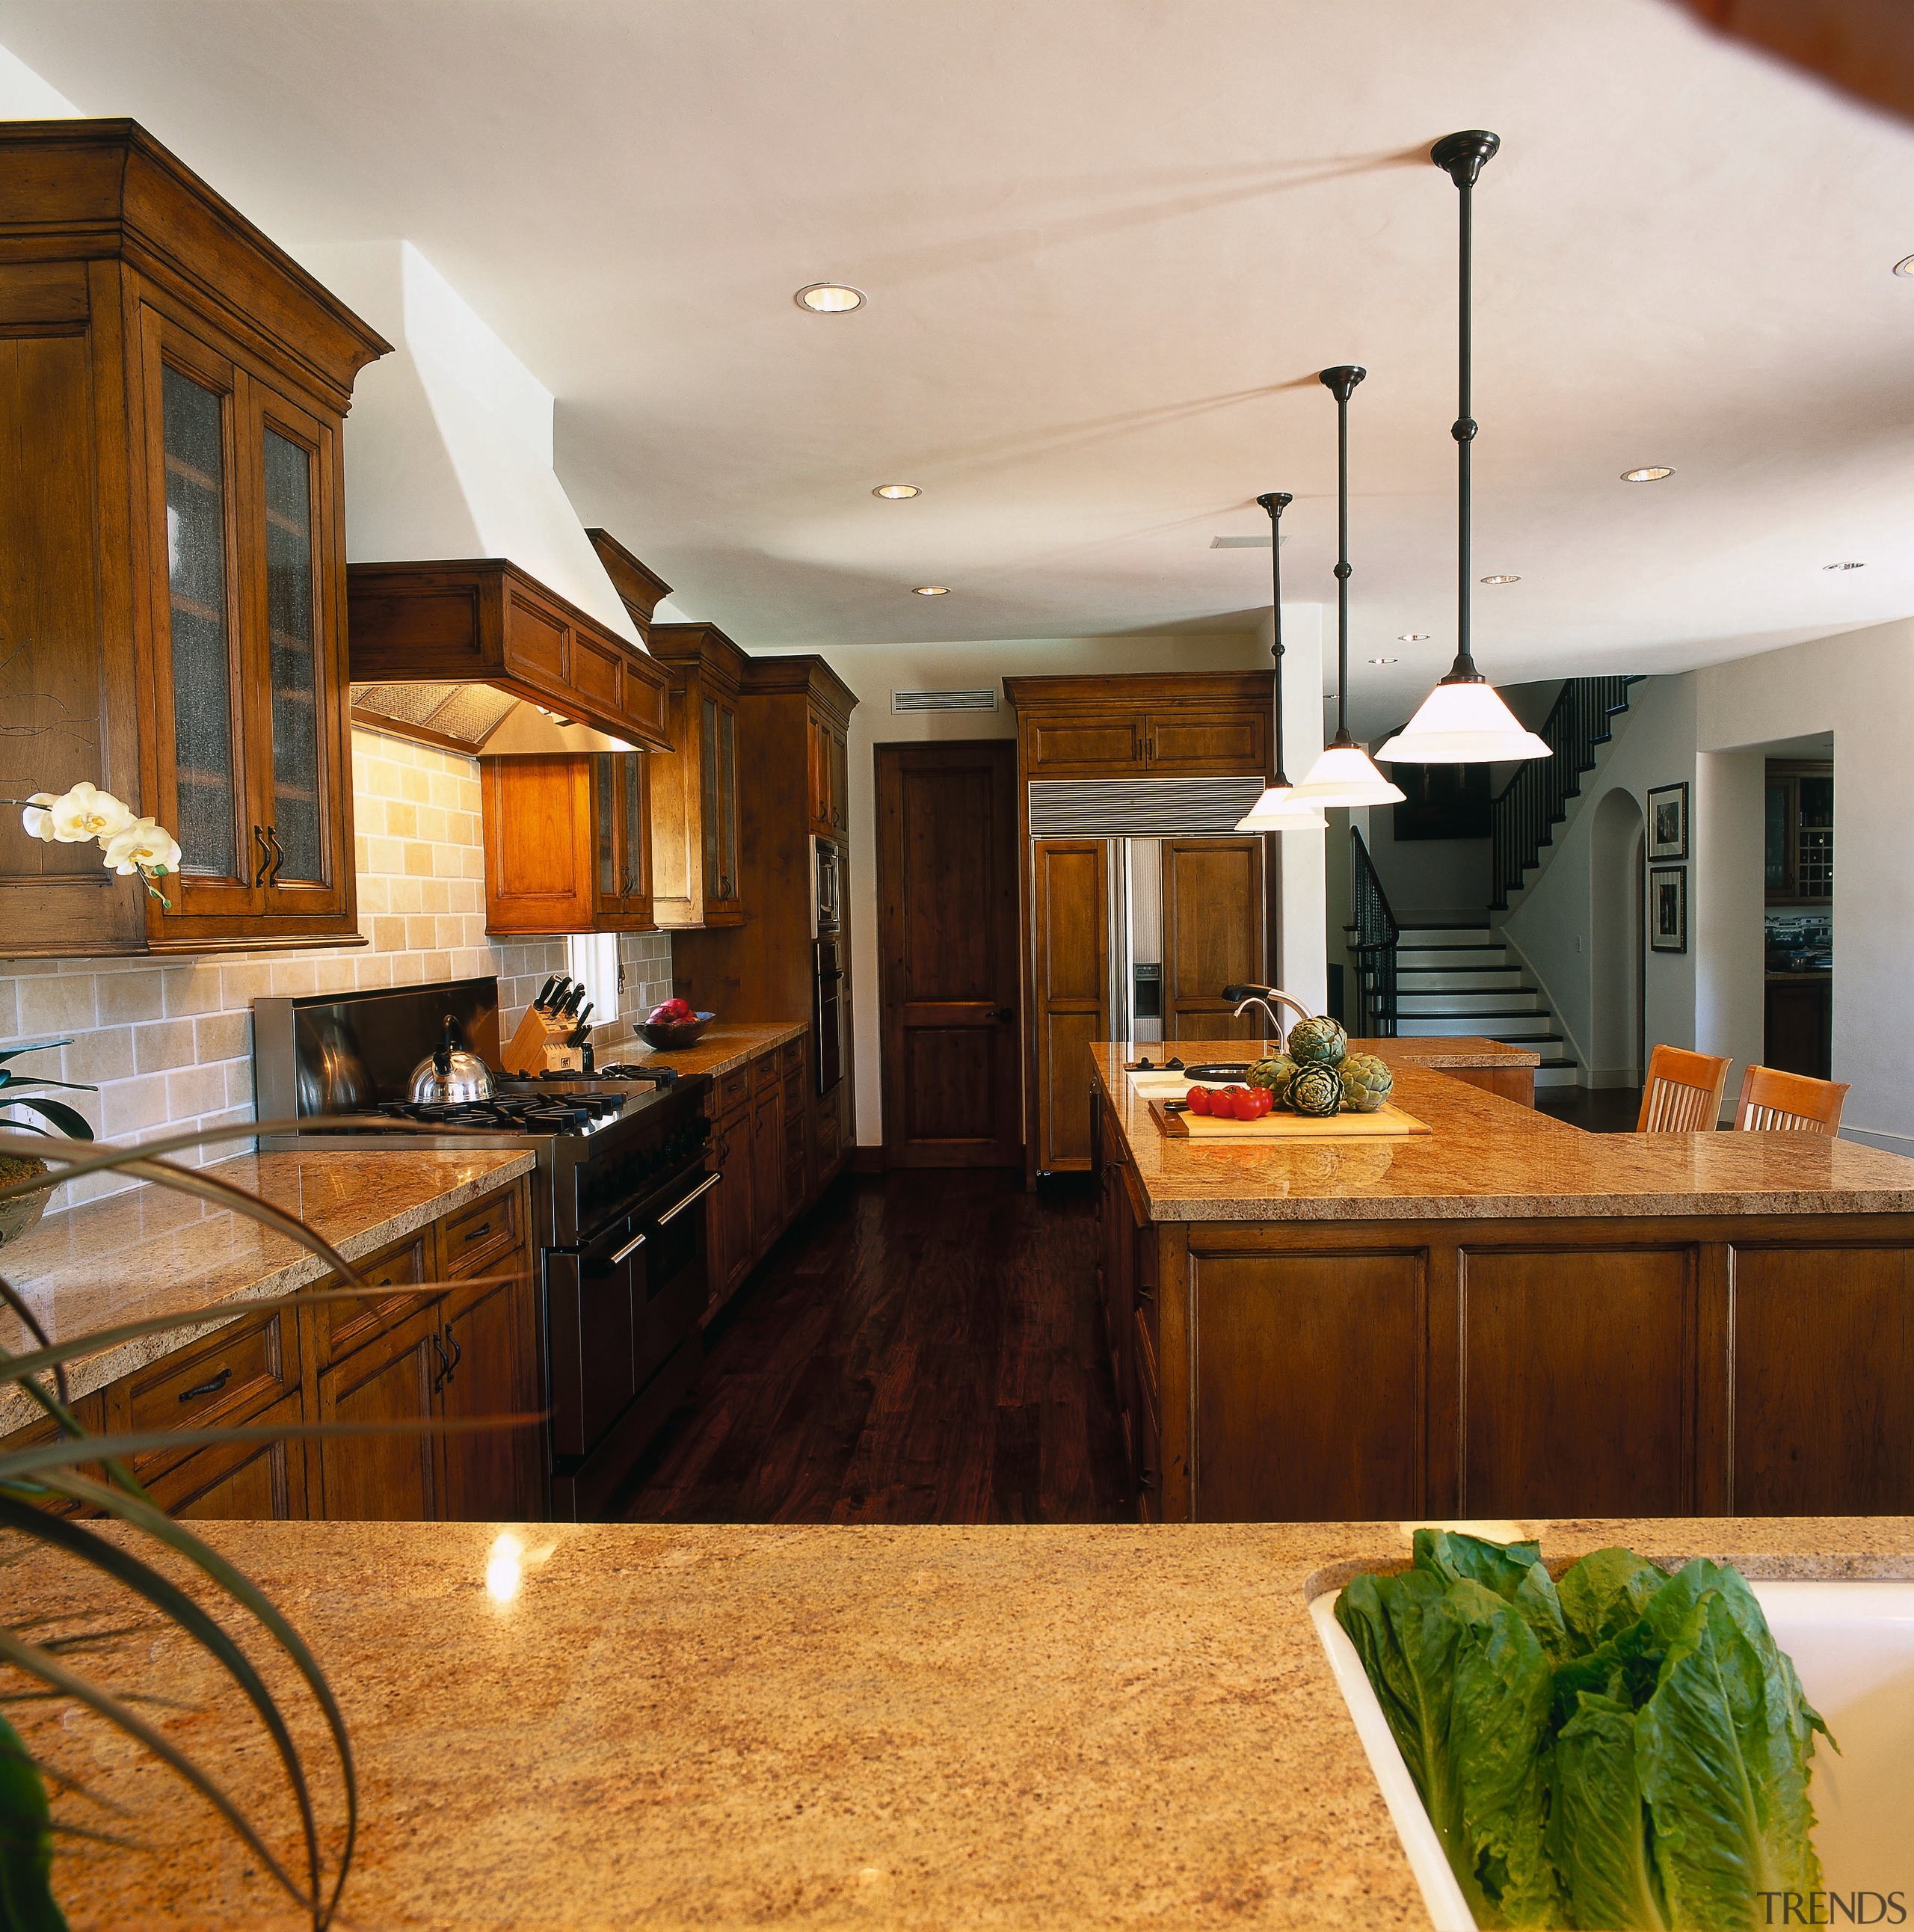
[1223,984,1314,1052]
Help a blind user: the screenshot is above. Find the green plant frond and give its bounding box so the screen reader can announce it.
[0,1080,96,1097]
[0,1111,474,1208]
[1,1409,540,1484]
[44,1821,146,1855]
[0,1626,319,1923]
[0,1743,129,1818]
[0,1274,532,1390]
[0,1101,92,1141]
[28,1469,358,1928]
[0,1498,327,1914]
[0,1275,73,1412]
[0,1043,73,1067]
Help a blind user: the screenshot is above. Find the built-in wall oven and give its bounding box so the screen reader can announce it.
[812,836,846,1096]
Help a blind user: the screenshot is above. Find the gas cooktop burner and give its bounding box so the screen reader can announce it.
[594,1063,678,1084]
[375,1093,627,1136]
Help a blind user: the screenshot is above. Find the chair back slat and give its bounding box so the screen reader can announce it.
[1735,1064,1849,1136]
[1635,1045,1732,1133]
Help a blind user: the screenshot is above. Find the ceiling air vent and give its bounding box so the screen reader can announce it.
[891,687,997,714]
[1028,775,1266,837]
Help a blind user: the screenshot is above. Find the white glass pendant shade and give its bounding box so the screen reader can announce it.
[1289,740,1406,807]
[1373,678,1551,763]
[1234,784,1327,832]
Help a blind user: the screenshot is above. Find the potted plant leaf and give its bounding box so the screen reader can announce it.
[0,1116,536,1928]
[0,1041,95,1246]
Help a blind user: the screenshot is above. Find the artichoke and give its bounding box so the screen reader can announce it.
[1340,1052,1395,1114]
[1286,1015,1348,1068]
[1246,1054,1296,1106]
[1287,1063,1344,1118]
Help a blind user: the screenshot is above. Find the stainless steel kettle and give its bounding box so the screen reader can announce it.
[407,1015,495,1106]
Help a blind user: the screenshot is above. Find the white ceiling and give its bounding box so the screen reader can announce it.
[4,0,1912,733]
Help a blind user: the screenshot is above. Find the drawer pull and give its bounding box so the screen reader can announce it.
[609,1231,647,1265]
[180,1367,232,1403]
[460,1220,491,1243]
[657,1171,721,1225]
[1136,1283,1156,1305]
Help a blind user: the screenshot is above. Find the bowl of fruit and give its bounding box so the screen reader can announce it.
[636,999,716,1050]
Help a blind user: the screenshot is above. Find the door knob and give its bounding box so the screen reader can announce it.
[996,1007,1015,1023]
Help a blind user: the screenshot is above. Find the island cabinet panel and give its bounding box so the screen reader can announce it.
[1189,1250,1426,1522]
[1729,1244,1914,1515]
[164,1391,307,1521]
[437,1272,540,1522]
[1458,1246,1698,1519]
[315,1300,443,1522]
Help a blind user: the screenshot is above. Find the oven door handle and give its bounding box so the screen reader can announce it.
[609,1229,648,1266]
[656,1171,721,1225]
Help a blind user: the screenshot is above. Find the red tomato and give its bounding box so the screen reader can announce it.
[1217,1086,1249,1120]
[1186,1086,1212,1115]
[1249,1088,1274,1119]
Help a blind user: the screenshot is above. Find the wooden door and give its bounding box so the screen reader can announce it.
[829,727,849,837]
[1160,838,1266,1041]
[316,1303,442,1520]
[807,712,833,837]
[699,695,742,917]
[876,742,1023,1169]
[437,1277,537,1520]
[1032,837,1110,1174]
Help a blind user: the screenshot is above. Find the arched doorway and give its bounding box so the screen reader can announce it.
[1590,789,1646,1086]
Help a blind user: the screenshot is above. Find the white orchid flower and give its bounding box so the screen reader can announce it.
[102,816,182,878]
[48,782,135,845]
[20,793,58,842]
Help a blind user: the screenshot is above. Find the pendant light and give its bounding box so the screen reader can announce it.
[1289,366,1406,808]
[1376,132,1550,766]
[1235,490,1327,831]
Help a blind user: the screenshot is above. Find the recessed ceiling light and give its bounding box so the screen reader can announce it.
[1622,466,1674,482]
[1367,656,1399,665]
[872,484,920,499]
[1895,256,1914,277]
[1824,560,1865,571]
[795,282,864,313]
[911,585,950,597]
[1397,633,1430,642]
[1480,573,1521,585]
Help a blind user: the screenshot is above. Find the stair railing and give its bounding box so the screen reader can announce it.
[1489,675,1640,909]
[1349,826,1400,1039]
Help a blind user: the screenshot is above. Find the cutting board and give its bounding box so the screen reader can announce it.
[1148,1098,1432,1139]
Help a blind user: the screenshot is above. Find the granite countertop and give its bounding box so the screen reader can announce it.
[1095,1040,1914,1222]
[0,1147,535,1430]
[11,1514,1910,1930]
[611,1020,807,1084]
[1151,1035,1541,1071]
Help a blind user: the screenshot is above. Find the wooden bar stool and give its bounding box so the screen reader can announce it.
[1735,1063,1850,1136]
[1636,1045,1732,1131]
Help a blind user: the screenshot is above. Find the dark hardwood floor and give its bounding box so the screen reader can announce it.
[620,1170,1134,1525]
[1537,1084,1645,1133]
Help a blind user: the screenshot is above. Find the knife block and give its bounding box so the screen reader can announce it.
[503,1006,580,1076]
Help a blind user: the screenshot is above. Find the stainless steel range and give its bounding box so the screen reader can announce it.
[252,977,714,1519]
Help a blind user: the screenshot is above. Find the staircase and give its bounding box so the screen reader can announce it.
[1393,922,1578,1089]
[1491,675,1642,909]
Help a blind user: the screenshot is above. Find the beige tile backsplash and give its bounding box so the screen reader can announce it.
[1,727,675,1203]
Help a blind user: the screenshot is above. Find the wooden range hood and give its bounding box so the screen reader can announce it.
[348,557,671,756]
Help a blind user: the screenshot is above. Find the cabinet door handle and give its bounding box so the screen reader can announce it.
[658,1171,721,1224]
[428,1330,452,1394]
[443,1323,462,1380]
[252,824,272,886]
[265,825,286,885]
[179,1366,232,1403]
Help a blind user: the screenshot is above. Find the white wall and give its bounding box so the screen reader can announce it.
[752,617,1323,1147]
[1499,674,1700,1083]
[1696,615,1914,1151]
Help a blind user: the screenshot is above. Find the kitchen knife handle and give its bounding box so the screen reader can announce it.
[535,976,558,1012]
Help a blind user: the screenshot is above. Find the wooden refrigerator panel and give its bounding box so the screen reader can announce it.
[1160,837,1265,1041]
[1032,839,1108,1172]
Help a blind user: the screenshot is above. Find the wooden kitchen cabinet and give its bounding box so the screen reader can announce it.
[479,748,653,935]
[645,623,747,929]
[436,1270,539,1521]
[0,120,388,956]
[314,1298,444,1522]
[1005,674,1272,781]
[698,1035,814,1320]
[673,657,860,1193]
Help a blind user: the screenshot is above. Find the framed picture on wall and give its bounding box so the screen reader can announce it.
[1649,864,1687,953]
[1646,781,1688,861]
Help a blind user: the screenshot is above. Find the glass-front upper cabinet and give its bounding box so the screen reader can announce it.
[591,751,653,930]
[143,310,354,941]
[698,695,742,918]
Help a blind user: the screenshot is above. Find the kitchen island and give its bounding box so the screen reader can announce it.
[1092,1040,1914,1522]
[13,1513,1910,1930]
